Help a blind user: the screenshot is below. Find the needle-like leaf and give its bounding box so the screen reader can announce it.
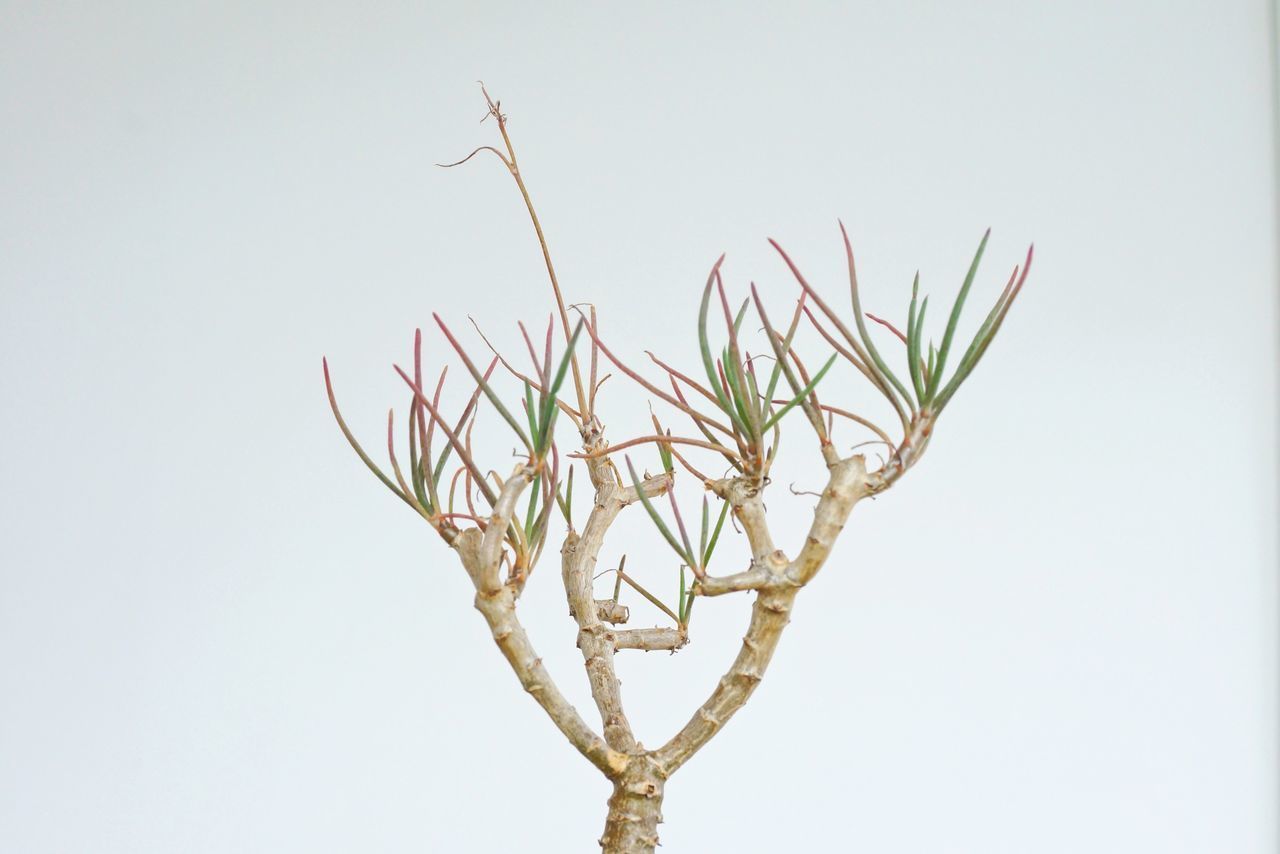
[907,278,926,406]
[433,358,498,484]
[761,353,837,433]
[699,496,709,564]
[839,222,915,413]
[933,245,1033,411]
[394,364,498,506]
[323,359,417,509]
[702,498,729,567]
[678,565,687,627]
[925,229,990,402]
[625,457,692,566]
[698,256,748,435]
[752,284,829,443]
[435,313,534,454]
[537,320,584,455]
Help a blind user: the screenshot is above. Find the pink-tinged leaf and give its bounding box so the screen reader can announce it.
[518,321,544,380]
[393,363,498,506]
[865,313,909,346]
[580,315,735,438]
[322,358,425,515]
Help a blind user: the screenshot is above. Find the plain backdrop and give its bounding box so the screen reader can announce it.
[2,2,1277,852]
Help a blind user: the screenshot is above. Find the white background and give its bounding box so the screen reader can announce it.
[2,2,1277,852]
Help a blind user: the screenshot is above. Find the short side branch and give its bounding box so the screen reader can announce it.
[612,627,687,652]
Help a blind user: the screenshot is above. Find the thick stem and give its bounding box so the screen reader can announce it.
[563,434,672,753]
[653,584,798,775]
[599,759,664,853]
[564,526,637,752]
[655,455,871,775]
[470,578,625,777]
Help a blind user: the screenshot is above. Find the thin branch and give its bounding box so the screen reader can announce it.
[570,434,743,463]
[436,145,511,170]
[476,83,589,416]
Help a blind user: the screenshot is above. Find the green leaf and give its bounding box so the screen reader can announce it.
[933,277,1020,411]
[702,498,729,567]
[752,284,810,410]
[658,431,674,474]
[530,474,558,552]
[625,457,692,566]
[536,321,583,455]
[566,465,574,520]
[523,381,538,440]
[906,275,925,407]
[406,397,432,511]
[524,473,541,538]
[763,313,802,404]
[554,482,572,527]
[699,270,748,435]
[925,229,990,402]
[732,297,750,333]
[699,496,710,563]
[721,348,755,438]
[435,315,533,454]
[323,360,414,506]
[761,353,837,433]
[678,564,687,628]
[847,269,915,412]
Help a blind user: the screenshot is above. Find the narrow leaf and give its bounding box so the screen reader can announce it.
[840,223,916,411]
[702,498,730,567]
[625,457,692,566]
[698,257,748,434]
[761,353,838,432]
[925,229,990,402]
[434,313,533,453]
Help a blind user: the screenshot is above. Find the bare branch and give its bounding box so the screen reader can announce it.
[476,83,589,416]
[613,628,687,652]
[467,560,625,778]
[436,144,512,170]
[696,565,770,597]
[562,470,640,752]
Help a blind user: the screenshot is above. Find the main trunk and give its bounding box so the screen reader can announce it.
[598,772,664,853]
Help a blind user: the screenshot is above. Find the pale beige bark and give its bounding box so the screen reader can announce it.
[595,600,630,624]
[654,455,871,777]
[561,431,672,756]
[443,441,904,854]
[611,627,686,652]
